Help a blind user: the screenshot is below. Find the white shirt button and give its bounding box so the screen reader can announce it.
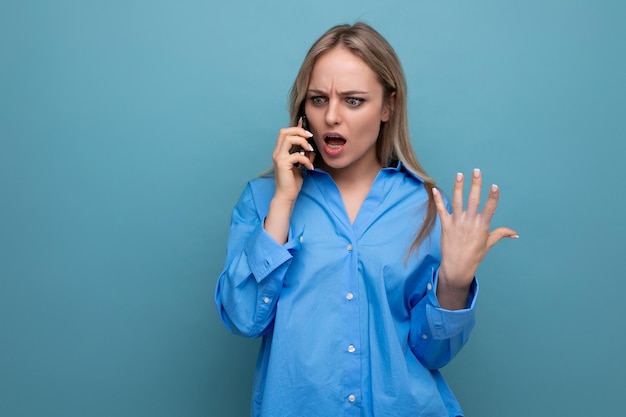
[299,235,304,243]
[348,394,356,403]
[346,244,353,251]
[427,283,433,291]
[422,334,428,340]
[347,345,356,353]
[263,297,270,304]
[346,292,354,301]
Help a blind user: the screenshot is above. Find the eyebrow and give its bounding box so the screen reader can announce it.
[307,89,369,96]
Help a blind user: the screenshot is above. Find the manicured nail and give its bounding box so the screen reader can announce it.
[432,187,439,196]
[491,184,498,193]
[510,234,520,239]
[473,168,481,178]
[456,173,463,182]
[299,151,305,156]
[305,130,314,137]
[308,144,314,151]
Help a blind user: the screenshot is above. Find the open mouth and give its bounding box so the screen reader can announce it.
[324,135,346,149]
[322,135,347,157]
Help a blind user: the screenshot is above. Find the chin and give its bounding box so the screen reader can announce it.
[318,156,348,171]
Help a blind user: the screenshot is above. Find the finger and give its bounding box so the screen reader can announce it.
[278,132,314,157]
[481,183,500,225]
[431,187,449,220]
[278,125,314,145]
[305,149,316,170]
[288,137,315,155]
[451,172,464,214]
[274,151,301,169]
[296,117,314,140]
[466,168,482,216]
[293,151,315,171]
[291,154,305,178]
[486,227,519,251]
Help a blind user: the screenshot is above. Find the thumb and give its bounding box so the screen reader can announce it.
[486,227,519,251]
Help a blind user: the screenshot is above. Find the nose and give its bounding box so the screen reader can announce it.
[324,98,341,126]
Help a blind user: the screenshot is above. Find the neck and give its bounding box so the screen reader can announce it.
[320,156,382,192]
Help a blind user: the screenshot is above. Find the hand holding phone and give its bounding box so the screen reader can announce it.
[290,114,317,166]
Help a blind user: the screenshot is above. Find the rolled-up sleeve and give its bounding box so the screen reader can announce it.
[409,267,478,370]
[425,269,478,339]
[245,225,296,284]
[215,183,302,338]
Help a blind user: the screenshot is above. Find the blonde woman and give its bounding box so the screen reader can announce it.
[216,22,517,417]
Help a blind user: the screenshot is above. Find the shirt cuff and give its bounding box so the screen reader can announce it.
[425,268,479,340]
[244,222,303,283]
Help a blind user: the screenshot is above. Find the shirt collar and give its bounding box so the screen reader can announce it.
[383,160,425,184]
[309,160,425,184]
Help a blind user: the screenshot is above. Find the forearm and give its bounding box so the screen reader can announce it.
[264,196,295,245]
[216,183,296,337]
[435,270,472,310]
[216,224,295,337]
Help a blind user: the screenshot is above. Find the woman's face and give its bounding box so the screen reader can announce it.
[305,46,391,177]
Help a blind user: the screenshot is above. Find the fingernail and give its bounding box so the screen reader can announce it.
[305,130,313,137]
[298,116,303,125]
[510,234,520,239]
[491,184,498,193]
[308,144,314,152]
[456,173,463,182]
[299,151,305,156]
[432,187,439,196]
[473,168,481,178]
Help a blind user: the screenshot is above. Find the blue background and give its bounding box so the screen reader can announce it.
[1,1,624,416]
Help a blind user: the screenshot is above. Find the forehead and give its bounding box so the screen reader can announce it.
[309,46,382,91]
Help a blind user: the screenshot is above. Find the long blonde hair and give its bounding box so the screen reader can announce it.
[289,22,437,253]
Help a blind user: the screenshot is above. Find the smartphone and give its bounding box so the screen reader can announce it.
[290,107,318,164]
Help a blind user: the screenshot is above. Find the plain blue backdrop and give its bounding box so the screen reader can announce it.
[1,1,624,416]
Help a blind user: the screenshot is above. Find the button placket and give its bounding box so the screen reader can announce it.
[342,238,359,411]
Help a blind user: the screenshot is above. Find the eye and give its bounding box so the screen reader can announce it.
[310,96,327,105]
[346,97,364,106]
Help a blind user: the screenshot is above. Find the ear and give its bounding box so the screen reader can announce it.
[381,91,396,122]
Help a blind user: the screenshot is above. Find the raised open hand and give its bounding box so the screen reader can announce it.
[432,169,518,309]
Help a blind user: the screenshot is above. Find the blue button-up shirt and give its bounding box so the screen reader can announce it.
[216,163,478,417]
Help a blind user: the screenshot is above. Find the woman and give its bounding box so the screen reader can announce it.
[216,22,517,417]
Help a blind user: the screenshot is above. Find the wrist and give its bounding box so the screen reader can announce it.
[438,267,473,292]
[436,268,472,310]
[270,194,296,209]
